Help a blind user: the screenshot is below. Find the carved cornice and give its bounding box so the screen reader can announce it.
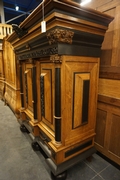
[50,54,62,63]
[47,29,74,45]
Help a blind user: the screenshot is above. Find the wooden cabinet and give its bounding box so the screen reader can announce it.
[7,0,113,178]
[19,61,39,135]
[1,38,21,115]
[37,55,99,166]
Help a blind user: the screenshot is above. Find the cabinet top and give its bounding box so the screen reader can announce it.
[6,0,114,60]
[8,0,113,40]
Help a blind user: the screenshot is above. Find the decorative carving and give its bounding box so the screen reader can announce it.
[50,54,62,63]
[26,43,31,50]
[47,29,74,45]
[40,75,45,117]
[24,73,28,103]
[18,46,58,60]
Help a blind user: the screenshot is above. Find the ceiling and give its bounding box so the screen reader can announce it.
[3,0,43,25]
[3,0,82,25]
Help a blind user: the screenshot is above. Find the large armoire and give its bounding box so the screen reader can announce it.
[6,0,113,179]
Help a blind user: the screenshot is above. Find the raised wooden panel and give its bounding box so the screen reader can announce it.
[73,73,90,128]
[100,7,115,66]
[98,78,120,99]
[63,57,99,145]
[27,69,33,111]
[40,70,52,122]
[0,51,3,75]
[40,63,55,130]
[4,41,16,84]
[95,109,107,147]
[24,64,33,112]
[96,100,120,165]
[0,51,4,98]
[109,114,120,157]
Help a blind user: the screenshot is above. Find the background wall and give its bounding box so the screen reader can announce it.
[85,0,120,165]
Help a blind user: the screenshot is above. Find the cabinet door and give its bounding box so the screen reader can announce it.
[40,63,55,130]
[62,57,99,145]
[24,64,33,113]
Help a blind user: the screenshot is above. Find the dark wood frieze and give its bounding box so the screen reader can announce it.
[47,29,74,45]
[15,26,106,60]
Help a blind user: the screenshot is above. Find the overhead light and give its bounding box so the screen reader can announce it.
[15,5,19,11]
[80,0,92,6]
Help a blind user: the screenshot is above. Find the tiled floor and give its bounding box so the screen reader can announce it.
[67,153,120,180]
[0,100,120,180]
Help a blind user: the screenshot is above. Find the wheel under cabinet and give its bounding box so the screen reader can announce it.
[31,141,41,151]
[51,171,67,180]
[20,124,29,133]
[31,141,67,179]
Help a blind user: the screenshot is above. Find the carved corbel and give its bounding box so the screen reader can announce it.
[50,54,62,63]
[47,28,74,45]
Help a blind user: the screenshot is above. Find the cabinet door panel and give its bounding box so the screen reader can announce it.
[24,64,33,112]
[40,63,54,130]
[63,60,99,145]
[73,73,90,128]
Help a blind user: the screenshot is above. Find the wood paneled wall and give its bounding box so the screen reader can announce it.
[85,0,120,165]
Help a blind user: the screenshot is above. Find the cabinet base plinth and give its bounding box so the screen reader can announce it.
[46,147,96,176]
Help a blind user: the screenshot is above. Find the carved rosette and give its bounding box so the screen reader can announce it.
[47,29,74,45]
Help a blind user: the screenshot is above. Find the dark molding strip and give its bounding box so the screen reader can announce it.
[65,140,92,158]
[19,66,24,107]
[32,66,37,119]
[82,80,90,124]
[55,68,61,142]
